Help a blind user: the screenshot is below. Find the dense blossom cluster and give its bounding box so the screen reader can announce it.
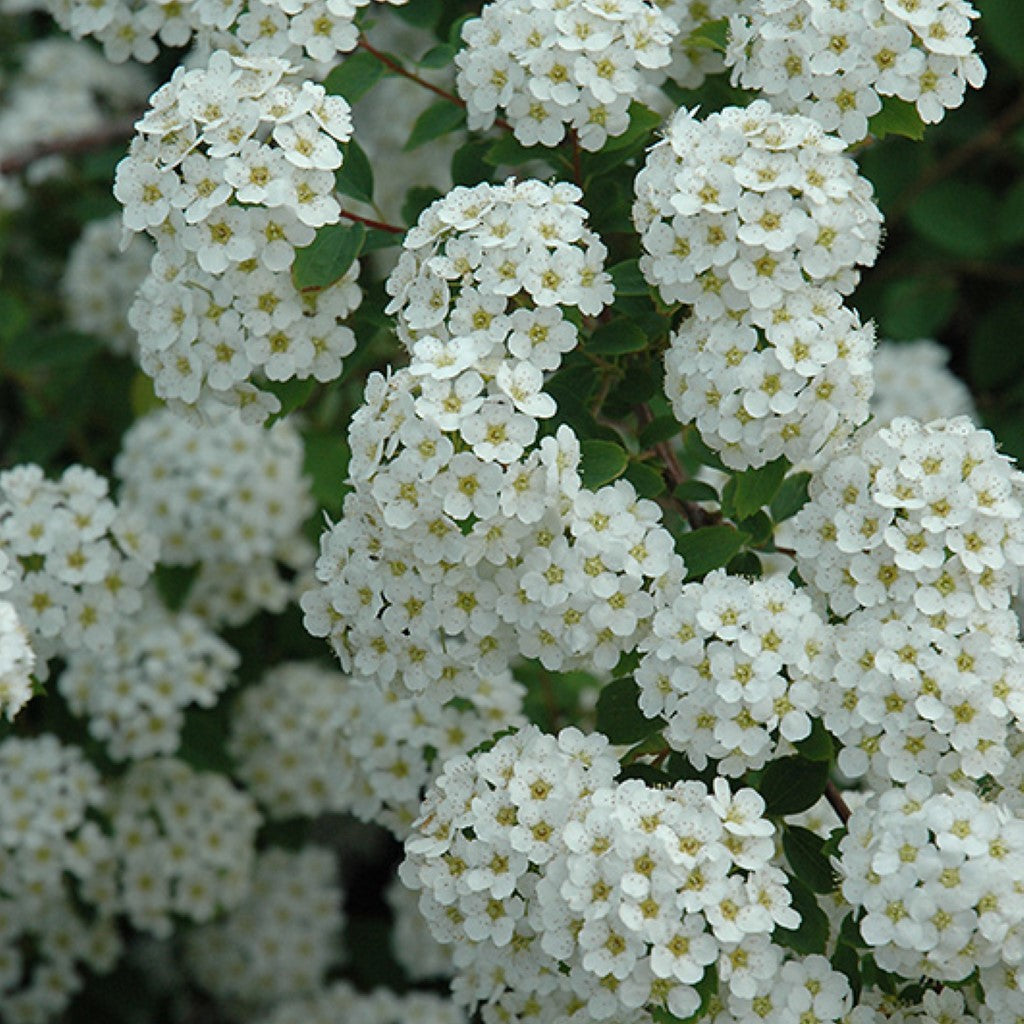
[837,781,1024,1003]
[871,338,977,425]
[726,0,986,143]
[634,102,880,468]
[455,0,677,151]
[0,552,35,719]
[62,216,154,358]
[108,757,261,936]
[231,660,526,834]
[117,50,360,420]
[636,570,834,775]
[401,725,845,1022]
[0,464,158,667]
[58,602,238,759]
[116,407,314,624]
[778,416,1024,785]
[306,181,685,699]
[185,846,345,1010]
[44,0,407,65]
[0,736,121,1024]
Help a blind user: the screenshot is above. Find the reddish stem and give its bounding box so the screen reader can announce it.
[0,116,140,175]
[825,780,852,825]
[339,208,404,234]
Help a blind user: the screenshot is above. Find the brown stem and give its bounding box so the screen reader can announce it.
[569,128,583,188]
[339,207,404,234]
[0,116,140,175]
[357,36,512,132]
[825,780,851,825]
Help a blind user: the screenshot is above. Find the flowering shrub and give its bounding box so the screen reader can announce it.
[2,0,1024,1022]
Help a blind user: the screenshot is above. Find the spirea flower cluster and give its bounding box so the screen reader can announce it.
[726,0,987,143]
[117,50,360,420]
[0,736,121,1024]
[778,416,1024,786]
[837,781,1024,1000]
[455,0,677,151]
[45,0,407,65]
[0,464,158,667]
[185,846,345,1010]
[401,725,833,1022]
[116,406,314,624]
[108,757,261,937]
[58,602,239,760]
[254,980,469,1024]
[0,552,35,720]
[636,569,834,776]
[634,101,881,468]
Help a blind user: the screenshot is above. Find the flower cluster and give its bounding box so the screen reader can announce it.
[634,102,880,468]
[636,570,834,776]
[62,215,154,358]
[386,874,456,980]
[778,416,1024,786]
[0,464,158,667]
[0,736,121,1024]
[185,846,345,1010]
[116,50,360,420]
[109,757,261,937]
[58,602,239,760]
[254,981,468,1024]
[401,725,825,1022]
[306,181,683,699]
[45,0,407,65]
[229,660,526,834]
[455,0,677,151]
[0,552,35,720]
[726,0,986,143]
[116,406,314,624]
[871,338,977,426]
[837,781,1024,995]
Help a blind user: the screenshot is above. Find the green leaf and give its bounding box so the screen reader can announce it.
[418,42,456,68]
[676,525,749,582]
[908,181,999,260]
[401,186,444,227]
[335,138,374,204]
[292,222,365,291]
[683,427,727,472]
[774,875,829,955]
[154,564,198,612]
[580,439,630,489]
[485,133,551,167]
[623,461,666,499]
[129,371,162,417]
[639,415,681,449]
[394,0,441,28]
[673,480,719,503]
[588,319,648,355]
[600,102,661,152]
[452,138,494,187]
[362,227,403,252]
[1,329,101,372]
[727,457,789,521]
[324,51,385,102]
[608,259,649,297]
[686,17,728,52]
[726,550,762,577]
[771,471,812,523]
[404,100,466,151]
[794,717,834,763]
[595,677,663,745]
[263,378,316,424]
[783,825,838,894]
[758,756,829,817]
[304,432,350,517]
[969,300,1024,390]
[868,96,926,141]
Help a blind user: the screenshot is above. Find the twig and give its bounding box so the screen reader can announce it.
[0,116,140,176]
[825,780,851,825]
[339,208,405,234]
